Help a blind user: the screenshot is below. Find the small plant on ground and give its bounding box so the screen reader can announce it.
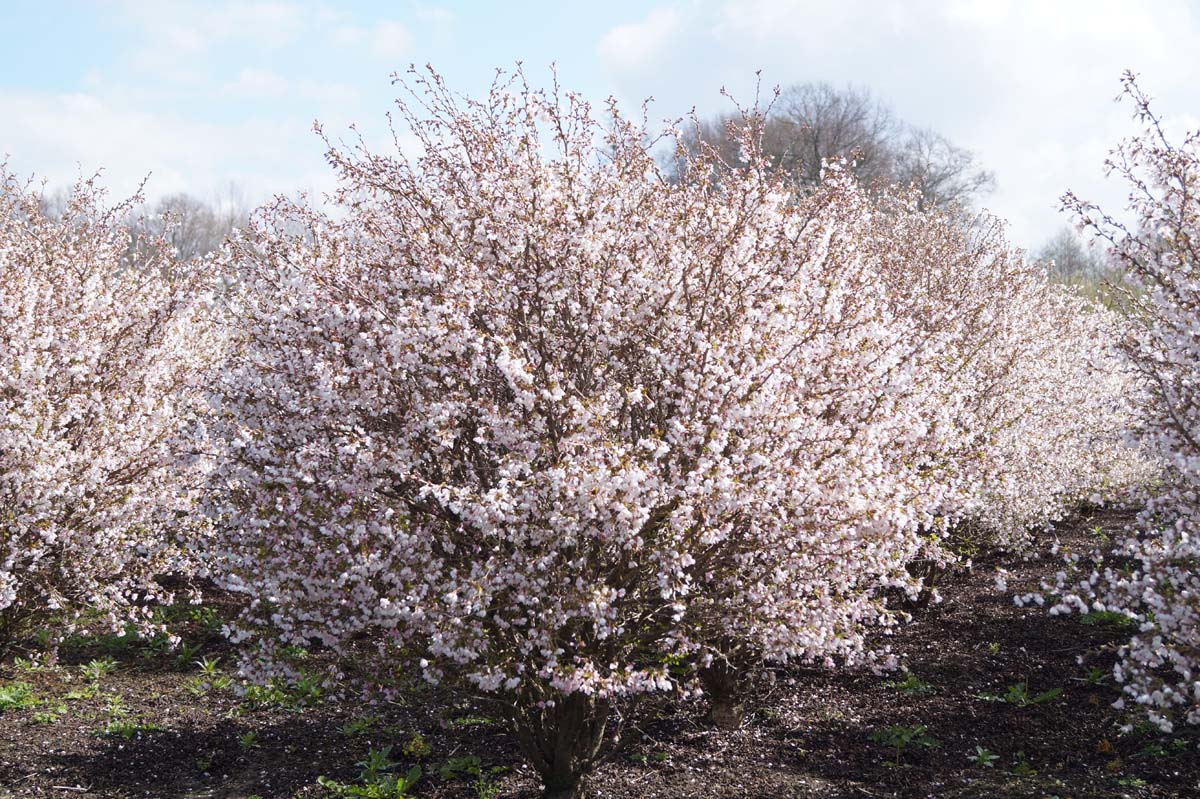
[185,656,231,697]
[240,678,316,711]
[31,704,67,725]
[174,641,201,667]
[0,682,38,711]
[240,681,287,709]
[402,733,431,759]
[64,684,97,702]
[980,682,1062,707]
[180,605,223,636]
[239,731,260,750]
[1078,611,1138,630]
[104,693,128,718]
[443,714,494,729]
[12,655,50,672]
[341,714,380,736]
[99,719,161,740]
[195,656,221,676]
[885,673,935,697]
[82,657,118,683]
[968,745,999,768]
[440,755,507,799]
[870,724,939,767]
[291,671,323,704]
[318,746,422,798]
[1010,750,1037,777]
[186,677,212,697]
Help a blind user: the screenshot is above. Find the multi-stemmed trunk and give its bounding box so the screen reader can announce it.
[512,691,613,799]
[700,656,747,729]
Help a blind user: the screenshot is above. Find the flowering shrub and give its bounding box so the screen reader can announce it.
[1052,74,1200,731]
[0,169,216,652]
[867,200,1149,552]
[201,71,966,797]
[200,69,1152,795]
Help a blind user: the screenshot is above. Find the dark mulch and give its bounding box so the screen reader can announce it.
[2,507,1197,798]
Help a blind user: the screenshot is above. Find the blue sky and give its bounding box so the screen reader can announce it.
[2,0,1199,250]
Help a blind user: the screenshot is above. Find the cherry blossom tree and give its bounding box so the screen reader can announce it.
[816,186,1150,613]
[199,68,1150,796]
[1053,73,1200,732]
[200,70,959,798]
[0,168,217,653]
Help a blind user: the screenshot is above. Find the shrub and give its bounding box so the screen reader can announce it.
[867,194,1149,554]
[0,168,216,653]
[202,68,1149,795]
[1054,72,1200,731]
[201,69,961,798]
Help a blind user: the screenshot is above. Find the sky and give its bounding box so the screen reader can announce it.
[1,0,1199,252]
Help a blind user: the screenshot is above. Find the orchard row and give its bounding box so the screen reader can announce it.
[1,69,1195,798]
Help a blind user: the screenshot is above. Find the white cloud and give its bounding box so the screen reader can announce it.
[117,0,309,79]
[331,19,412,61]
[414,4,454,28]
[370,20,412,60]
[0,88,334,208]
[225,68,290,98]
[598,7,681,73]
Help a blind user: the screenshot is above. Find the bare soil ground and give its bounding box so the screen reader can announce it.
[2,507,1197,799]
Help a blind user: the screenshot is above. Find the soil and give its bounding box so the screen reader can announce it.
[2,507,1197,799]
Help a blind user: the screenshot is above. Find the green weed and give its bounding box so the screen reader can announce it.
[870,723,939,767]
[81,657,118,683]
[99,719,161,740]
[967,745,999,768]
[0,682,38,711]
[885,673,935,697]
[318,746,422,798]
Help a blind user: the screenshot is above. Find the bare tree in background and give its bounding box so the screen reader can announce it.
[142,186,248,262]
[763,83,898,188]
[677,82,995,212]
[892,128,996,212]
[27,178,247,282]
[1036,226,1111,283]
[36,187,71,220]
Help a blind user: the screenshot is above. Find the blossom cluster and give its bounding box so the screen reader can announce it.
[0,168,216,650]
[1053,74,1200,731]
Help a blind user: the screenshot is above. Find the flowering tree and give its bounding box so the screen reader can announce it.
[201,70,960,798]
[200,67,1155,794]
[0,168,216,653]
[840,187,1147,614]
[851,188,1149,611]
[1053,73,1200,731]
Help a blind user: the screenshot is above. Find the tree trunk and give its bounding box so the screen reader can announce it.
[512,691,612,799]
[542,781,588,799]
[904,559,946,610]
[700,658,746,729]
